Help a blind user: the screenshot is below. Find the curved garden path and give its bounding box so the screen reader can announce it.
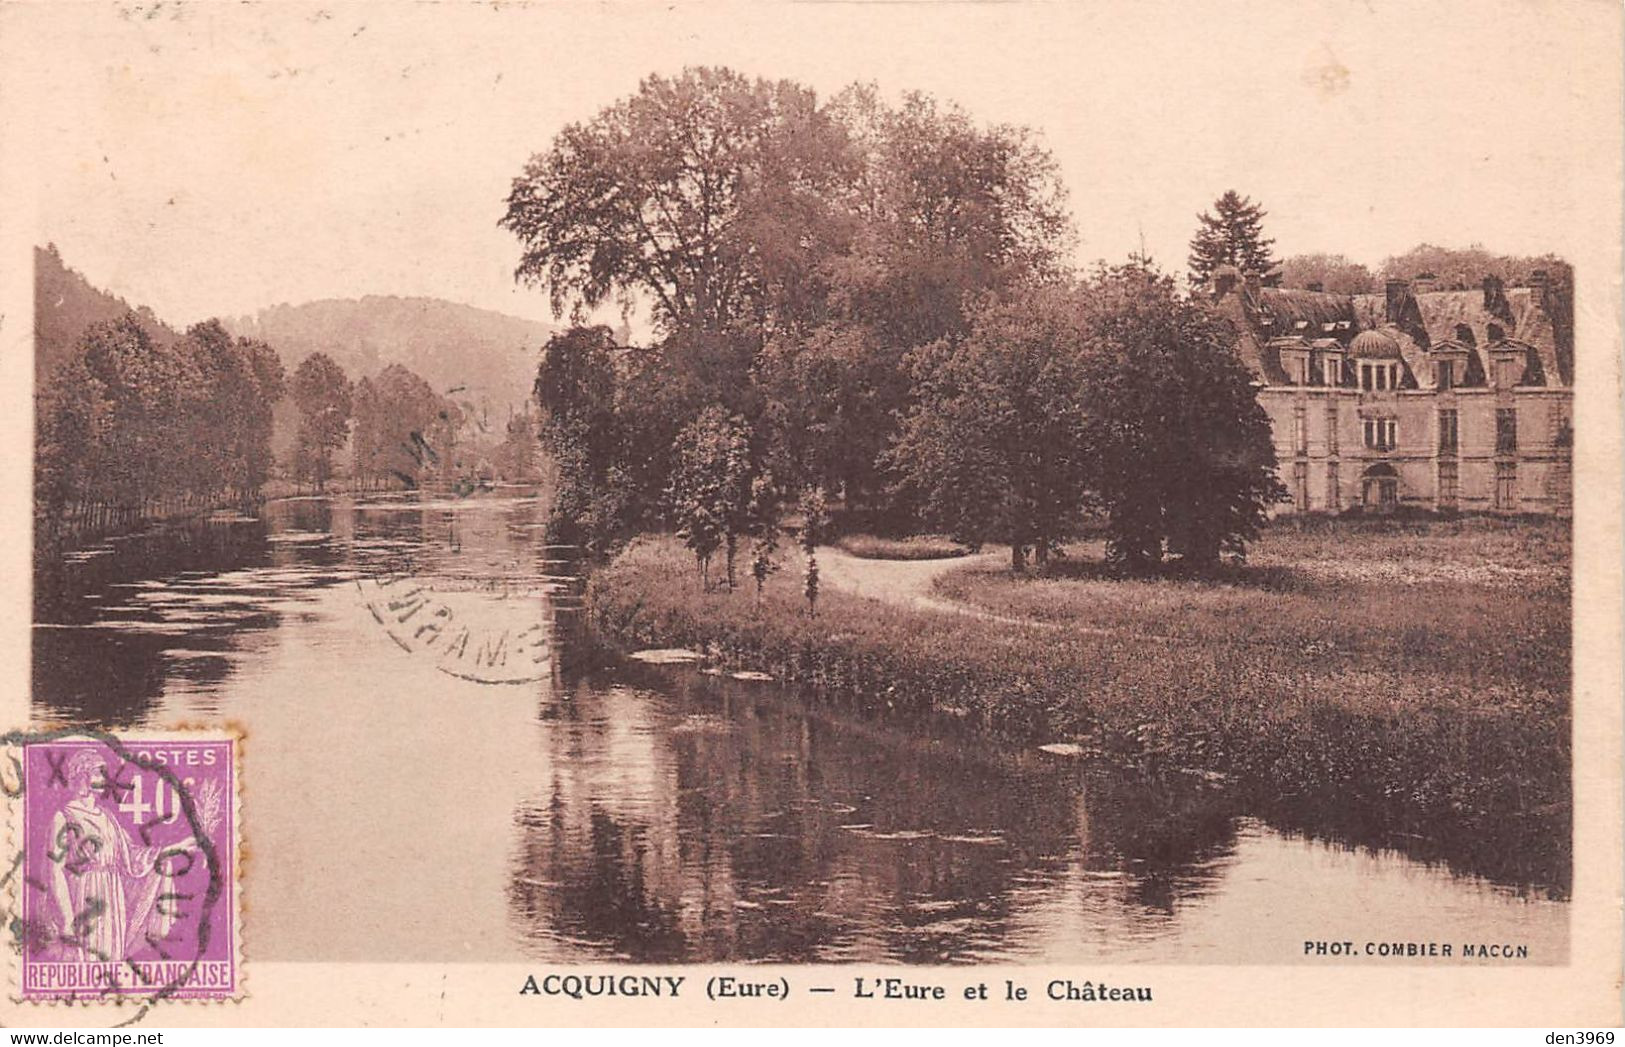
[815,546,1037,625]
[816,545,1149,641]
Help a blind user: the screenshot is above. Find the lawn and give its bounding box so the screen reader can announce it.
[934,515,1571,698]
[585,516,1572,894]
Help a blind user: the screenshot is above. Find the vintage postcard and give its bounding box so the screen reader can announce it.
[0,0,1618,1029]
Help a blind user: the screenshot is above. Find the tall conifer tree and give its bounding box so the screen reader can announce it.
[1187,190,1277,286]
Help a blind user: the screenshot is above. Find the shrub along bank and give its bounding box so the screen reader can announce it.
[831,534,971,561]
[586,528,1571,895]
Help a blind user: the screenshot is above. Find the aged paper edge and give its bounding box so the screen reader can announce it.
[0,0,1616,1028]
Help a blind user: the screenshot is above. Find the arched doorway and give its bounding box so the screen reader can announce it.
[1362,463,1399,510]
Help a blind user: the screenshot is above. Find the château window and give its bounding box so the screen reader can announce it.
[1326,403,1339,455]
[1292,404,1308,454]
[1324,357,1341,387]
[1438,461,1459,508]
[1496,408,1518,453]
[1551,410,1573,449]
[1360,362,1399,392]
[1327,462,1341,510]
[1438,409,1458,453]
[1495,461,1518,510]
[1293,462,1308,511]
[1363,418,1397,451]
[1436,360,1455,390]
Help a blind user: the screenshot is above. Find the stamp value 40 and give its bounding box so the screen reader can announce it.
[8,730,241,1004]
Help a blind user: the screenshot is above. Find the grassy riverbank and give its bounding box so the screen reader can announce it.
[586,518,1571,894]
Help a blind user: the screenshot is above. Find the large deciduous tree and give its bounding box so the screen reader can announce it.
[887,283,1094,570]
[291,351,354,491]
[501,67,853,337]
[351,364,452,490]
[1077,262,1285,571]
[1377,243,1573,291]
[532,326,635,558]
[184,319,284,500]
[503,69,1075,520]
[1187,190,1276,287]
[760,85,1073,505]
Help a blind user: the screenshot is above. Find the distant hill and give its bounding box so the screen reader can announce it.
[224,296,554,422]
[34,244,179,385]
[35,249,556,476]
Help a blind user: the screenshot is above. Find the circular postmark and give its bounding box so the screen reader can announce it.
[356,557,581,685]
[1,727,237,1021]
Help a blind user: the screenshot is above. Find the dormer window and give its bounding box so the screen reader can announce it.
[1437,361,1455,390]
[1324,358,1342,386]
[1294,320,1309,331]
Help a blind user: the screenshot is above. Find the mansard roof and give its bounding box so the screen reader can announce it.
[1216,271,1571,390]
[1350,287,1568,387]
[1254,288,1358,328]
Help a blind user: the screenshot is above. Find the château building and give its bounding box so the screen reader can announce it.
[1211,265,1573,516]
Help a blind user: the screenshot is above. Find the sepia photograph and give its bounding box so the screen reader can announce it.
[0,0,1619,1028]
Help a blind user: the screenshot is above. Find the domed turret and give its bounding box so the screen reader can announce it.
[1349,328,1402,359]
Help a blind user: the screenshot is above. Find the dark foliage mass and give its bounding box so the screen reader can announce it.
[35,316,284,544]
[352,364,465,491]
[512,70,1282,573]
[1279,253,1378,294]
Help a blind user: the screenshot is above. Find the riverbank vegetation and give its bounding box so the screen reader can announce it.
[589,518,1571,894]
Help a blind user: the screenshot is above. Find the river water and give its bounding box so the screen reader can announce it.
[31,491,1568,964]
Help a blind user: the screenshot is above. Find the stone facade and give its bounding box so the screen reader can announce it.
[1212,267,1573,516]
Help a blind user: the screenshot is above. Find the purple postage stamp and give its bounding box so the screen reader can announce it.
[13,731,240,1003]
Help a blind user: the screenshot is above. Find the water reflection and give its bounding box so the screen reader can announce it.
[505,662,1260,963]
[30,490,1569,964]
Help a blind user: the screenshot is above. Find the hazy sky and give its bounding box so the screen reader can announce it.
[6,0,1620,330]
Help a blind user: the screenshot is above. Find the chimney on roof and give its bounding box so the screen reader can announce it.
[1262,267,1283,289]
[1385,279,1410,325]
[1305,281,1324,293]
[1213,265,1239,299]
[1413,271,1437,296]
[1482,274,1513,323]
[1530,268,1548,290]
